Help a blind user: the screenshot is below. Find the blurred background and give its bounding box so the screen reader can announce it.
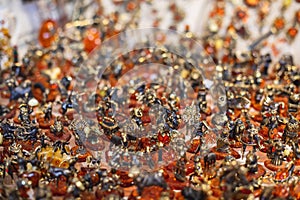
[1,0,300,62]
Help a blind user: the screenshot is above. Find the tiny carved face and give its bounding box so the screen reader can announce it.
[20,107,28,114]
[287,121,299,131]
[55,121,63,132]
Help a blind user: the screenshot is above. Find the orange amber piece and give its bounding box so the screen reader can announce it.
[126,2,136,12]
[273,17,285,31]
[116,170,134,187]
[273,185,289,198]
[21,172,40,188]
[274,169,289,181]
[140,186,165,199]
[79,191,96,200]
[158,133,170,144]
[49,176,68,196]
[292,184,300,199]
[287,27,298,39]
[244,0,259,7]
[236,8,248,21]
[38,19,58,48]
[215,7,225,16]
[83,27,101,53]
[187,139,201,153]
[296,10,300,24]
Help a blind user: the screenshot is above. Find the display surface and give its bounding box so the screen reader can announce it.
[1,0,300,199]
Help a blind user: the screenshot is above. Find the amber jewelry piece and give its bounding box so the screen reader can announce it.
[244,0,260,7]
[38,19,58,48]
[83,27,101,53]
[236,7,248,22]
[273,17,286,31]
[296,10,300,24]
[286,27,298,41]
[273,162,295,183]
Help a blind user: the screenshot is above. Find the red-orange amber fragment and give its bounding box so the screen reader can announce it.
[296,10,300,24]
[83,27,101,53]
[273,17,285,31]
[273,185,289,198]
[38,19,58,48]
[274,169,289,181]
[292,183,300,199]
[126,2,136,12]
[287,27,298,39]
[158,133,170,144]
[187,139,201,153]
[236,8,248,21]
[244,0,259,7]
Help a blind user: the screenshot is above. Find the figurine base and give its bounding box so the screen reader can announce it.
[211,147,241,160]
[210,178,222,198]
[18,140,41,152]
[230,141,242,148]
[166,175,188,190]
[187,138,201,153]
[49,177,68,196]
[245,164,266,181]
[295,159,300,166]
[71,146,92,162]
[264,159,287,171]
[45,127,71,142]
[37,118,54,129]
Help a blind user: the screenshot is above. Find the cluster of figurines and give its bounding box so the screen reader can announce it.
[1,1,300,200]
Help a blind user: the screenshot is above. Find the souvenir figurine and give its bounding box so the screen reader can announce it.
[191,120,210,154]
[218,160,252,200]
[6,78,32,101]
[288,92,300,113]
[38,102,54,128]
[130,108,144,130]
[265,139,287,170]
[16,103,33,125]
[229,118,245,148]
[212,129,240,159]
[174,156,187,182]
[181,186,209,200]
[282,114,299,143]
[192,156,203,177]
[260,103,284,139]
[245,149,266,181]
[45,117,71,142]
[241,124,262,158]
[60,92,80,120]
[204,153,216,169]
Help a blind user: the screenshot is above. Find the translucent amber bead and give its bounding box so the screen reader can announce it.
[273,17,285,31]
[244,0,259,7]
[287,27,298,39]
[296,10,300,24]
[38,19,58,48]
[83,27,101,53]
